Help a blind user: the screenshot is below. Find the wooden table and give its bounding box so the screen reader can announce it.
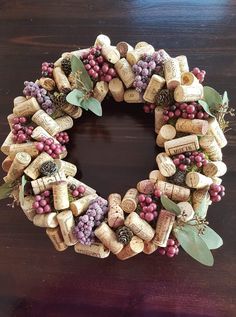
[0,1,235,316]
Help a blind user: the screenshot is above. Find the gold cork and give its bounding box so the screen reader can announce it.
[143,75,166,103]
[31,126,59,144]
[1,156,13,172]
[93,81,109,102]
[32,110,60,136]
[31,171,66,195]
[46,227,68,252]
[94,34,111,47]
[4,152,31,183]
[152,209,175,247]
[66,176,96,195]
[116,236,144,260]
[109,78,124,102]
[199,135,222,161]
[62,104,83,119]
[38,77,55,91]
[94,222,123,254]
[9,142,39,159]
[57,210,77,246]
[176,118,208,135]
[33,212,58,228]
[13,97,41,117]
[116,41,134,57]
[156,180,190,202]
[108,205,124,229]
[181,72,198,86]
[203,161,227,177]
[24,152,53,180]
[20,195,36,221]
[207,118,227,148]
[176,55,189,73]
[115,58,135,88]
[156,124,176,147]
[177,202,194,222]
[149,170,166,183]
[154,106,164,133]
[164,134,199,156]
[74,241,110,258]
[185,172,213,189]
[143,240,158,255]
[53,67,71,92]
[53,181,70,211]
[124,212,155,241]
[101,45,120,64]
[1,132,14,155]
[156,153,176,177]
[54,115,74,132]
[174,84,203,102]
[164,58,181,89]
[54,159,77,177]
[126,45,155,65]
[136,179,154,194]
[124,89,143,103]
[70,193,98,217]
[121,188,138,213]
[13,96,27,107]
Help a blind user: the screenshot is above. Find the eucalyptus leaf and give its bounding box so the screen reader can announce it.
[200,226,223,250]
[83,97,103,116]
[160,195,181,215]
[222,91,229,107]
[19,175,27,205]
[194,196,209,218]
[173,225,214,266]
[198,100,215,118]
[71,55,93,91]
[0,182,15,200]
[66,89,84,107]
[203,86,222,112]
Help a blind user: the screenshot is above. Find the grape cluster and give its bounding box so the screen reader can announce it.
[32,190,52,214]
[69,184,86,198]
[73,197,108,245]
[143,103,156,113]
[192,67,206,84]
[81,46,116,82]
[158,238,180,258]
[173,151,208,171]
[36,137,66,159]
[138,188,162,222]
[55,132,70,144]
[41,62,54,78]
[209,184,225,203]
[23,81,54,115]
[163,102,209,122]
[12,117,34,143]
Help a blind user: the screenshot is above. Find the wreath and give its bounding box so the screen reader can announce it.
[0,34,234,266]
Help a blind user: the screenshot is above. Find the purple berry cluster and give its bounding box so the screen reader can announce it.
[138,188,162,222]
[143,103,156,113]
[32,190,52,214]
[74,197,108,245]
[173,151,208,171]
[192,67,206,84]
[41,62,54,78]
[158,238,180,258]
[36,137,66,159]
[209,184,225,203]
[12,117,34,143]
[69,184,86,198]
[55,132,70,145]
[163,102,209,122]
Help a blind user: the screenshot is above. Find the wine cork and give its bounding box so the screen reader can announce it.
[53,181,70,210]
[33,212,58,228]
[143,240,158,255]
[152,210,175,247]
[136,179,154,194]
[62,104,83,119]
[203,161,227,177]
[164,135,199,156]
[157,49,171,63]
[53,67,71,92]
[57,210,77,246]
[176,118,208,135]
[1,156,13,172]
[207,118,227,148]
[38,77,56,91]
[164,58,181,89]
[7,113,17,130]
[20,195,36,221]
[24,152,53,180]
[156,153,176,177]
[32,110,60,136]
[156,124,176,147]
[1,132,14,155]
[121,188,138,213]
[70,193,98,217]
[143,75,166,103]
[4,152,31,183]
[177,202,194,222]
[94,34,111,47]
[9,142,39,160]
[31,126,59,144]
[46,227,68,252]
[108,193,121,206]
[66,176,96,195]
[211,177,222,185]
[192,188,211,217]
[94,222,123,254]
[116,236,144,260]
[155,106,164,133]
[148,170,166,183]
[156,180,190,202]
[174,84,203,102]
[185,172,213,189]
[114,58,135,88]
[126,45,155,65]
[101,45,120,64]
[54,115,73,132]
[181,72,198,86]
[54,159,77,177]
[13,97,41,117]
[31,171,66,195]
[109,78,124,102]
[199,135,222,161]
[108,204,125,228]
[124,89,143,103]
[124,212,155,241]
[93,81,109,102]
[116,41,134,57]
[74,241,110,258]
[176,55,189,73]
[14,96,27,107]
[135,41,149,49]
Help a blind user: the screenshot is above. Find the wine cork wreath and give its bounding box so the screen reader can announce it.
[0,34,234,266]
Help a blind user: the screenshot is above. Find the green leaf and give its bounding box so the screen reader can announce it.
[194,196,209,218]
[203,86,222,111]
[200,226,223,250]
[19,175,27,205]
[173,225,214,266]
[0,182,15,200]
[71,55,93,91]
[83,97,103,116]
[198,100,215,118]
[160,195,181,215]
[66,89,84,107]
[222,91,229,107]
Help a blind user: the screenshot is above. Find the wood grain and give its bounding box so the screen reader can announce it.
[0,1,236,316]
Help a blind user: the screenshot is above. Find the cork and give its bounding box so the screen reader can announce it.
[1,132,14,155]
[114,58,135,88]
[54,115,74,132]
[53,67,71,92]
[32,110,60,136]
[109,78,124,102]
[135,41,149,49]
[174,84,203,102]
[4,152,31,183]
[39,77,56,91]
[7,113,17,130]
[124,212,155,241]
[54,159,77,177]
[62,104,83,119]
[157,49,171,63]
[207,118,227,148]
[20,195,36,221]
[148,170,166,183]
[143,240,158,255]
[108,193,122,206]
[203,161,227,177]
[74,241,110,258]
[177,201,194,222]
[185,172,213,189]
[192,187,211,217]
[136,179,154,194]
[13,97,41,117]
[31,126,59,144]
[57,210,77,246]
[70,193,98,216]
[66,176,96,195]
[154,106,164,133]
[24,152,53,180]
[13,96,27,107]
[152,210,175,247]
[143,75,166,103]
[124,89,143,103]
[53,181,70,210]
[93,81,109,102]
[156,124,176,147]
[116,41,134,57]
[108,204,125,228]
[164,134,199,156]
[176,55,189,73]
[9,142,39,160]
[1,156,13,172]
[116,236,144,260]
[60,149,68,160]
[94,34,111,47]
[199,135,222,161]
[164,58,181,89]
[94,222,123,254]
[181,72,198,86]
[211,177,222,185]
[31,171,66,195]
[156,180,190,202]
[46,227,68,252]
[101,45,120,64]
[126,45,155,65]
[33,212,58,228]
[121,188,138,213]
[156,153,176,177]
[176,118,209,135]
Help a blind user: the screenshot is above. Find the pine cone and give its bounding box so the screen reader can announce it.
[53,92,67,108]
[40,161,58,176]
[61,58,72,76]
[169,170,187,186]
[115,226,133,245]
[156,89,174,107]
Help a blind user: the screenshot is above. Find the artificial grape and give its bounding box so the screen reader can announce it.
[158,237,180,258]
[11,117,34,144]
[209,183,225,203]
[191,67,206,83]
[36,137,66,158]
[32,190,53,214]
[172,151,208,172]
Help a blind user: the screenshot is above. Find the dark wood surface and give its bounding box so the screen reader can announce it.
[0,1,236,316]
